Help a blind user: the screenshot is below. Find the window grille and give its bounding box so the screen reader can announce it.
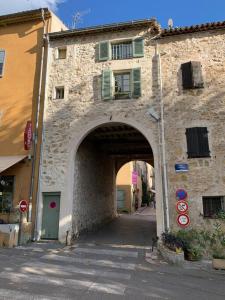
[203,196,225,218]
[55,87,64,99]
[111,42,133,60]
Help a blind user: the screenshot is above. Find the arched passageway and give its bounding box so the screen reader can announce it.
[73,122,158,243]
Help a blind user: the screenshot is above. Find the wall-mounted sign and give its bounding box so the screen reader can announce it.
[19,200,28,213]
[176,189,187,201]
[177,214,190,227]
[175,164,189,173]
[176,201,189,213]
[24,121,32,150]
[132,171,138,185]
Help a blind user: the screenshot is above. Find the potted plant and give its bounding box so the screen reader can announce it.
[184,244,203,261]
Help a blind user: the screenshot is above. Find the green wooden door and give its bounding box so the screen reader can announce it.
[117,189,125,209]
[41,193,60,240]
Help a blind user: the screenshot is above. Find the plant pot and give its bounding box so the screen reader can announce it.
[212,258,225,270]
[184,251,201,261]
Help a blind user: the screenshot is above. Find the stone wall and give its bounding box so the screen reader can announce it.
[38,26,163,242]
[158,29,225,230]
[73,140,115,236]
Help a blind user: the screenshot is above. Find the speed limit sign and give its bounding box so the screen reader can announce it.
[177,214,190,227]
[176,201,189,213]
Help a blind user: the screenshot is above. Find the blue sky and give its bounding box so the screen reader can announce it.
[56,0,225,29]
[0,0,225,29]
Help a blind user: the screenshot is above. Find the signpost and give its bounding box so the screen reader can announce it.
[176,189,187,201]
[177,214,190,227]
[19,200,28,213]
[176,201,189,213]
[175,163,189,173]
[24,121,32,150]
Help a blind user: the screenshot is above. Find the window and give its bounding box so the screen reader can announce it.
[0,50,5,77]
[203,196,225,218]
[99,39,144,61]
[115,73,131,99]
[181,61,204,89]
[57,47,67,59]
[102,68,141,100]
[0,176,14,213]
[111,42,133,60]
[55,86,64,99]
[186,127,210,158]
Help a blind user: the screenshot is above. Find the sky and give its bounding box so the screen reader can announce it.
[0,0,225,29]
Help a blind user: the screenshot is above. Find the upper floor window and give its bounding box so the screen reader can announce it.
[0,50,5,77]
[0,176,14,213]
[111,42,133,60]
[186,127,210,158]
[181,61,204,89]
[99,39,144,61]
[57,47,67,59]
[102,68,141,100]
[55,86,64,99]
[203,196,225,218]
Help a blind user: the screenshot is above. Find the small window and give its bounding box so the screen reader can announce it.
[55,86,64,99]
[115,72,131,99]
[186,127,210,158]
[203,196,225,218]
[57,48,67,59]
[181,61,204,89]
[0,50,5,77]
[0,176,14,213]
[111,42,133,60]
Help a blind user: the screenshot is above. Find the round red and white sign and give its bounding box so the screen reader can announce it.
[19,200,28,213]
[177,214,190,227]
[176,201,189,213]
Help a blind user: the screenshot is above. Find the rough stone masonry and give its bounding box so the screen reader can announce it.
[37,19,225,243]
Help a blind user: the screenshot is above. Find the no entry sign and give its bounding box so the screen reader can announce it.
[19,200,28,213]
[176,201,189,213]
[177,214,190,227]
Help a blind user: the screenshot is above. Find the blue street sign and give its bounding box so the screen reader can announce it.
[175,164,189,173]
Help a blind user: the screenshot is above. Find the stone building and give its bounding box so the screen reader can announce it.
[37,19,225,243]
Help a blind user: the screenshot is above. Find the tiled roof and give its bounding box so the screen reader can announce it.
[48,19,159,39]
[161,21,225,37]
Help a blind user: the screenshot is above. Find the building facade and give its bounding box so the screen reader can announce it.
[37,19,225,243]
[0,8,66,245]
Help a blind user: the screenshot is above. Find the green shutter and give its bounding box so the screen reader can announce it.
[132,39,144,58]
[102,69,112,100]
[99,41,110,61]
[132,68,141,98]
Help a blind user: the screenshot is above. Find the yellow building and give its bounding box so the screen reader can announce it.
[116,161,154,213]
[0,8,66,245]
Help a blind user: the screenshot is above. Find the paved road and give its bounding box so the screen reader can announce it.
[0,209,224,299]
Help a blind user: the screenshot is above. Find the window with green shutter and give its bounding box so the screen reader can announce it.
[132,68,141,98]
[133,39,144,58]
[102,69,112,100]
[99,41,110,61]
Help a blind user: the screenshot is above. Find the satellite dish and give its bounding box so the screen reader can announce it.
[168,18,174,29]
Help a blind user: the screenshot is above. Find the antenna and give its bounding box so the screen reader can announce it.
[72,9,91,29]
[168,18,174,29]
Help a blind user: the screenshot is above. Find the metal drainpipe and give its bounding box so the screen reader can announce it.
[29,9,46,226]
[155,43,170,232]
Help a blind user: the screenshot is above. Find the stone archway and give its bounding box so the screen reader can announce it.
[57,116,164,243]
